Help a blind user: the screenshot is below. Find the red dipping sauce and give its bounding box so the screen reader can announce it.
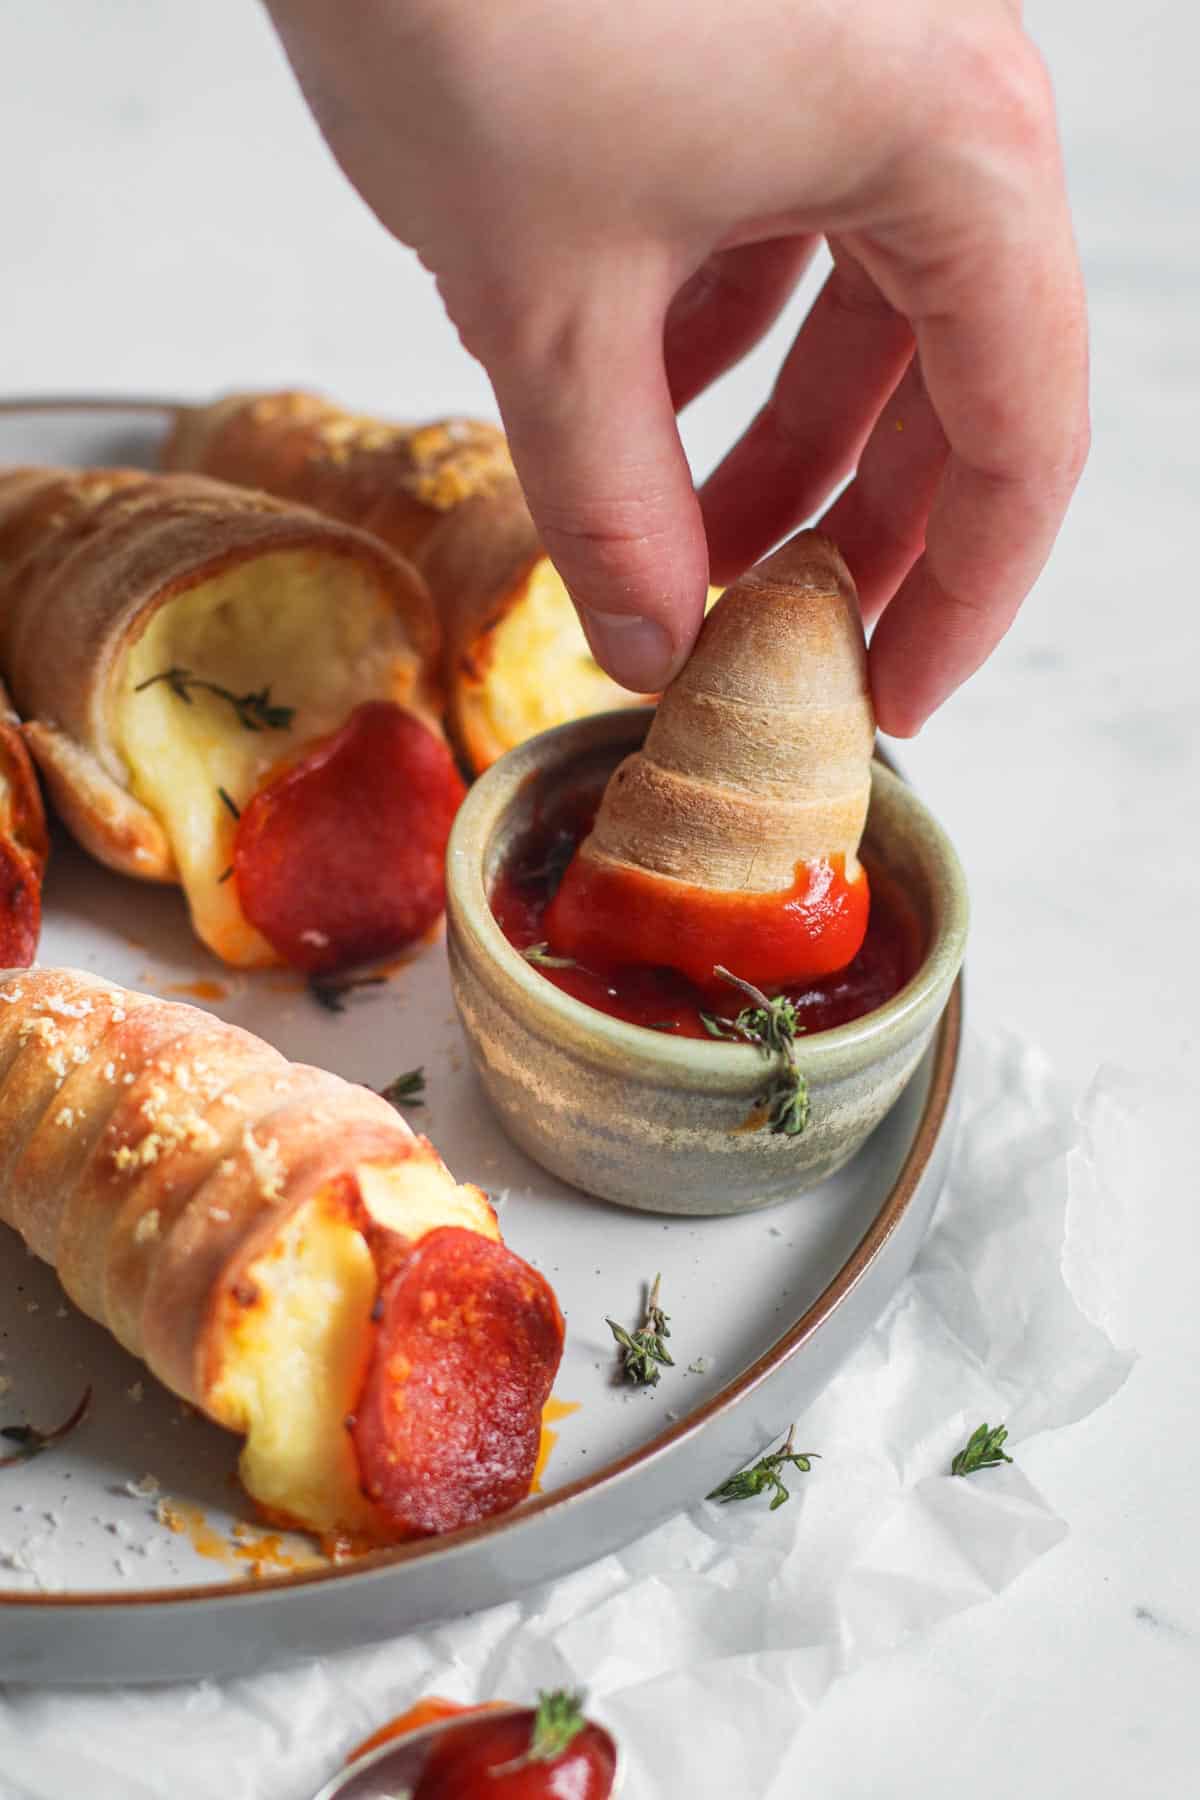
[491,783,925,1041]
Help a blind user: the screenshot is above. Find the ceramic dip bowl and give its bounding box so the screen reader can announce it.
[446,708,968,1216]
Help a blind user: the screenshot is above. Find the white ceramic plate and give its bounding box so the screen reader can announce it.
[0,401,963,1684]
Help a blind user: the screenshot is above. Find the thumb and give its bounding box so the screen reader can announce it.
[473,268,708,694]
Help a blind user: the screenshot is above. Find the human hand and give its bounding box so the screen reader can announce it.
[265,0,1088,734]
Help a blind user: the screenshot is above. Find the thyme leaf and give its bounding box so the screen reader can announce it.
[379,1068,426,1109]
[307,973,387,1014]
[490,1688,588,1775]
[951,1421,1013,1477]
[606,1272,673,1386]
[707,1424,818,1510]
[217,786,241,821]
[522,942,578,970]
[0,1386,92,1469]
[712,966,810,1136]
[135,666,294,732]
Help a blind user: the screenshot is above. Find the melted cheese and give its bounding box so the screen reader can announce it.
[469,562,723,766]
[208,1160,499,1536]
[115,551,422,966]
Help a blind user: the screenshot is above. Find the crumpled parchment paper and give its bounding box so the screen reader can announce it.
[0,1031,1136,1800]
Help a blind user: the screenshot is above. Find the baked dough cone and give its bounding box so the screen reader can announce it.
[0,466,464,974]
[0,968,563,1541]
[164,390,655,772]
[546,531,876,993]
[0,679,48,966]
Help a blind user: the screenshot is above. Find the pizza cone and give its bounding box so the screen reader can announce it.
[0,466,464,974]
[0,678,49,967]
[0,968,564,1541]
[164,390,655,772]
[545,531,876,993]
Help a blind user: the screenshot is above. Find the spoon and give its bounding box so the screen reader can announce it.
[310,1702,624,1800]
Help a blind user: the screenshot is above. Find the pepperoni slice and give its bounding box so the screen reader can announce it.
[0,723,48,968]
[351,1226,564,1538]
[232,701,465,975]
[0,834,41,967]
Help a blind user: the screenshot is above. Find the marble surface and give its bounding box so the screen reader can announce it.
[1,1,1197,1793]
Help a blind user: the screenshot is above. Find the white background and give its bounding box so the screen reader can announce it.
[1,2,1197,1793]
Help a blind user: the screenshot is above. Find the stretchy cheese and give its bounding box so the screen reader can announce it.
[164,390,657,771]
[0,467,461,973]
[0,969,563,1541]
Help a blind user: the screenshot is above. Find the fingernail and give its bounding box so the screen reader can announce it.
[576,608,677,694]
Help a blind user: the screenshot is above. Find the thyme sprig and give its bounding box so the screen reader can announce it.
[217,786,241,821]
[308,972,387,1014]
[0,1386,92,1469]
[707,1423,818,1510]
[491,1689,589,1774]
[606,1272,674,1386]
[708,966,810,1136]
[522,942,578,971]
[951,1422,1013,1477]
[379,1068,425,1109]
[135,666,294,732]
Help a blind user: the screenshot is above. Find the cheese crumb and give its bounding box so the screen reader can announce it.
[19,1016,61,1049]
[0,1374,11,1396]
[43,996,93,1019]
[0,985,24,1004]
[242,1127,285,1203]
[133,1209,161,1245]
[126,1381,144,1404]
[124,1473,160,1499]
[55,1106,77,1128]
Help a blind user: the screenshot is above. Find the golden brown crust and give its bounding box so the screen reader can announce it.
[415,484,547,768]
[0,466,441,881]
[583,531,876,893]
[164,392,515,561]
[164,391,570,772]
[0,968,459,1412]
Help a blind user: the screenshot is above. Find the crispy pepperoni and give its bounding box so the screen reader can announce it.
[351,1226,564,1538]
[0,834,41,967]
[232,701,465,975]
[0,723,48,968]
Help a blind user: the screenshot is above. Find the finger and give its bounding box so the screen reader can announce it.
[863,71,1090,735]
[698,247,914,583]
[479,258,708,694]
[819,355,949,627]
[663,236,818,413]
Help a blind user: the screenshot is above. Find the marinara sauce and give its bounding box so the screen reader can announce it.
[491,782,924,1041]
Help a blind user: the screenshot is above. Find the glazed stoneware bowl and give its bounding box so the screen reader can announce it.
[446,708,968,1215]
